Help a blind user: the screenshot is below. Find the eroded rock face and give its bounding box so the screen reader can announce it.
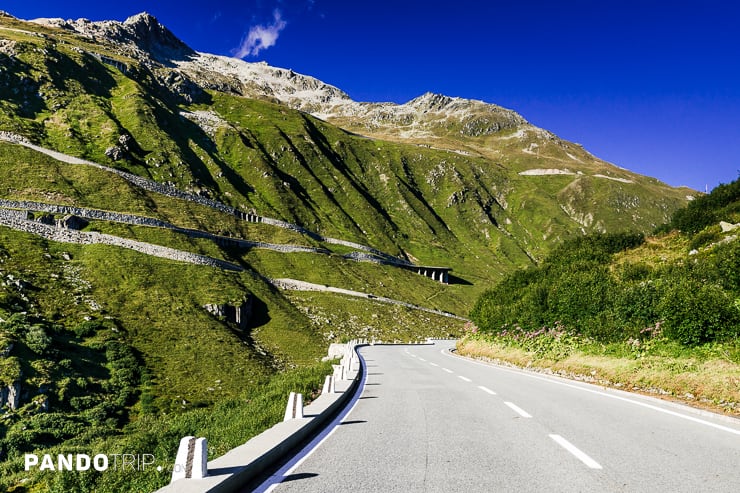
[0,38,17,56]
[31,12,194,64]
[118,133,133,151]
[121,12,194,61]
[720,221,740,233]
[160,71,205,104]
[0,381,21,410]
[105,145,124,161]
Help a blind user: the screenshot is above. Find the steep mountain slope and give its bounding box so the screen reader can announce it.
[0,11,694,488]
[2,11,690,266]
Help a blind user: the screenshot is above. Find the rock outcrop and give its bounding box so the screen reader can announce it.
[31,12,194,64]
[0,381,21,410]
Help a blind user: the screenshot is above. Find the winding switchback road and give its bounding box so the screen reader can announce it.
[256,341,740,492]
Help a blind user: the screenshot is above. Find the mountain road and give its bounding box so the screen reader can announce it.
[255,341,740,492]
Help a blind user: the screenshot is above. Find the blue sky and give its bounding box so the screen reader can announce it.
[4,1,740,192]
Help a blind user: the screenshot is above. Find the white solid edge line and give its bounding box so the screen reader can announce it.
[478,385,497,395]
[504,401,532,418]
[442,349,740,436]
[549,434,603,469]
[263,362,366,491]
[458,375,472,382]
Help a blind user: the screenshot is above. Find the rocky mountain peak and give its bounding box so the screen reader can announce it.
[31,11,193,63]
[120,12,193,61]
[407,92,456,111]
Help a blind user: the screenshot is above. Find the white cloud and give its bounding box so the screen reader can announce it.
[234,10,287,58]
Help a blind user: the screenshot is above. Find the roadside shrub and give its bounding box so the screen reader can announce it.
[612,281,662,336]
[548,233,645,265]
[659,281,740,345]
[618,262,652,282]
[549,266,613,327]
[99,341,142,416]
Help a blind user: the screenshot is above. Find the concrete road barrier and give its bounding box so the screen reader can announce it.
[156,340,365,493]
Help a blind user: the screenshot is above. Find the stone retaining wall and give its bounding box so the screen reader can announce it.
[0,209,243,271]
[0,200,332,255]
[0,133,442,273]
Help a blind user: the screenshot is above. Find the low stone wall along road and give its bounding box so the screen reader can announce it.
[255,341,740,493]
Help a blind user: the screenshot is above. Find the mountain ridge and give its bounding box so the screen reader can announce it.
[5,11,693,196]
[19,12,587,158]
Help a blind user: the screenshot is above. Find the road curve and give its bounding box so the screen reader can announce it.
[256,341,740,492]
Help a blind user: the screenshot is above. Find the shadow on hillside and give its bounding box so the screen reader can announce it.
[300,115,402,232]
[247,295,271,330]
[447,274,473,286]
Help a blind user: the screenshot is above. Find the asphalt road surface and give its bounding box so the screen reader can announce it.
[256,341,740,492]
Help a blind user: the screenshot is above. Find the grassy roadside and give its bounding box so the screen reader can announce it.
[0,359,335,492]
[456,333,740,417]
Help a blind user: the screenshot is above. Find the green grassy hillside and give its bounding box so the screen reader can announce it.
[0,12,696,491]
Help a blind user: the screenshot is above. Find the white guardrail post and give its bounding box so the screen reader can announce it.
[322,374,335,394]
[283,392,304,421]
[164,339,365,490]
[171,436,208,482]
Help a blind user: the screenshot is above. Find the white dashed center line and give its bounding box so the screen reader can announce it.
[504,401,532,418]
[549,434,603,469]
[478,385,497,395]
[458,376,472,382]
[442,368,453,373]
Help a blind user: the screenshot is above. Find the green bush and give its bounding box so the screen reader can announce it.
[74,319,106,338]
[472,233,645,340]
[0,357,21,386]
[612,281,663,336]
[549,266,613,326]
[25,325,52,355]
[689,227,721,250]
[618,262,652,282]
[707,240,740,292]
[472,228,740,346]
[659,281,740,345]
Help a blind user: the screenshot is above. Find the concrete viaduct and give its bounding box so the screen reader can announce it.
[400,264,452,284]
